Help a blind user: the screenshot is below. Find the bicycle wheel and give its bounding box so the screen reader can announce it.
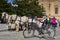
[48,28,55,38]
[23,29,34,38]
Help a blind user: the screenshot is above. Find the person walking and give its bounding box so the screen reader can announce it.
[51,16,58,38]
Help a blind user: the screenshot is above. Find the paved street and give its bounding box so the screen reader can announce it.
[0,24,60,40]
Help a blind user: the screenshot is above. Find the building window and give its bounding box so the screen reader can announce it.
[55,7,58,14]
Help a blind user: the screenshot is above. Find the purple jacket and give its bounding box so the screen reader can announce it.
[51,17,57,24]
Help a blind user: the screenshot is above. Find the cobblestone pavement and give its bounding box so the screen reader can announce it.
[0,24,60,40]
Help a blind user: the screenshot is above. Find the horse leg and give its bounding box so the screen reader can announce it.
[16,24,19,32]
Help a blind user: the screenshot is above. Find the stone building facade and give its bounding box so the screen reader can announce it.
[38,0,60,19]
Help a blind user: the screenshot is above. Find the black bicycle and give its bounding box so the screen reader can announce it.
[23,22,55,38]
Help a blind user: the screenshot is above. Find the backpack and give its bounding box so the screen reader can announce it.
[44,19,49,24]
[51,18,57,24]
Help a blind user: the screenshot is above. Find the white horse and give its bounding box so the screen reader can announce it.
[15,16,21,31]
[2,12,6,19]
[20,16,28,30]
[8,15,18,31]
[8,15,29,31]
[1,12,9,23]
[8,15,12,23]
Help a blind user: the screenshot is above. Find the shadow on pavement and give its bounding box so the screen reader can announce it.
[24,35,55,40]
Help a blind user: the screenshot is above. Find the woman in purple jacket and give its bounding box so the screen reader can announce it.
[51,16,58,39]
